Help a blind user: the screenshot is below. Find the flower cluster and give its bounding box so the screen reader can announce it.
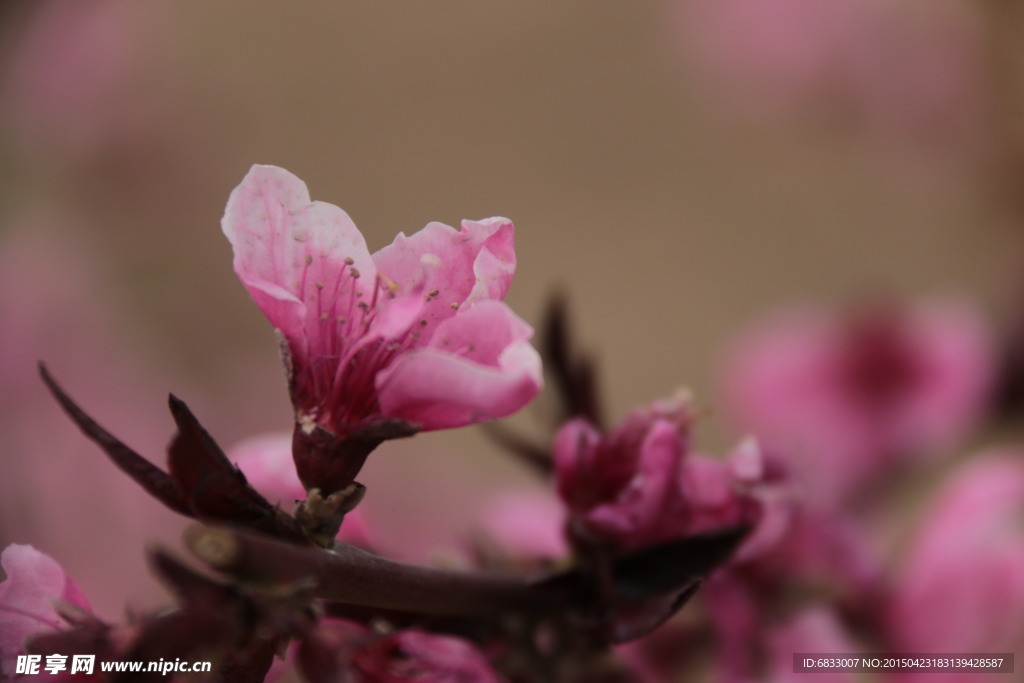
[619,298,1017,683]
[2,166,758,682]
[3,168,1020,683]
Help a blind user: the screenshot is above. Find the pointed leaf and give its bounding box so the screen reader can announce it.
[610,526,747,600]
[38,363,191,515]
[166,395,306,543]
[536,526,748,644]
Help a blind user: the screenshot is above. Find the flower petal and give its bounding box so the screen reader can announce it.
[587,419,685,544]
[375,302,541,429]
[553,417,604,511]
[0,545,90,676]
[372,217,515,341]
[891,455,1024,652]
[221,165,377,359]
[479,491,569,561]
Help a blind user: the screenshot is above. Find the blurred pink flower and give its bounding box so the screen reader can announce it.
[722,301,995,504]
[689,456,882,683]
[2,0,171,163]
[229,433,373,548]
[354,629,502,683]
[222,165,542,440]
[475,490,568,566]
[0,545,91,677]
[554,393,761,550]
[0,219,184,615]
[702,561,872,683]
[301,619,501,683]
[764,608,860,683]
[752,507,881,595]
[674,0,992,170]
[887,454,1024,663]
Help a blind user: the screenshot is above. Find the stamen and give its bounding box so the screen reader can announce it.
[379,274,400,295]
[368,275,381,312]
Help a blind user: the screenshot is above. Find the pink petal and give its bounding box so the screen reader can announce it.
[766,608,861,683]
[886,300,995,456]
[230,432,305,505]
[361,630,502,682]
[478,491,568,561]
[553,417,604,510]
[371,217,516,342]
[0,545,90,677]
[221,165,377,358]
[4,0,170,162]
[375,301,542,429]
[721,300,995,504]
[587,419,685,545]
[890,455,1024,653]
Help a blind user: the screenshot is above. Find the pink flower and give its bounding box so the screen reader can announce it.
[474,490,568,567]
[673,0,992,172]
[300,619,501,683]
[554,393,760,550]
[887,454,1024,661]
[0,545,91,677]
[722,301,995,504]
[0,219,185,615]
[222,165,542,491]
[697,498,882,683]
[763,608,861,683]
[2,0,172,164]
[354,630,502,683]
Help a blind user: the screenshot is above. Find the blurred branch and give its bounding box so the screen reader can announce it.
[542,292,604,428]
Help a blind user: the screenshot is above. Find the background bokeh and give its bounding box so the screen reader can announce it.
[2,0,1023,627]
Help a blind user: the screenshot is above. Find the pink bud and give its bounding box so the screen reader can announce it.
[554,394,761,550]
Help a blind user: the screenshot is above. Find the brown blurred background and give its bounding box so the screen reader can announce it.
[1,1,1021,616]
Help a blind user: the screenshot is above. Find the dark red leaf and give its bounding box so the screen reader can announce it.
[167,395,306,543]
[38,363,191,516]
